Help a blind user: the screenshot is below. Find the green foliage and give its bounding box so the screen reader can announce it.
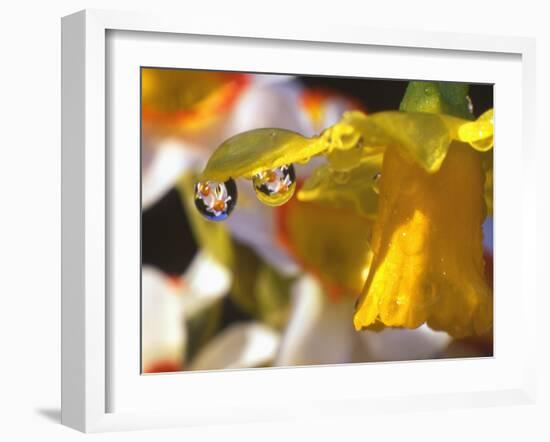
[399,81,474,120]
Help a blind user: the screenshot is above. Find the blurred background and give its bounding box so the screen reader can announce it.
[141,68,493,374]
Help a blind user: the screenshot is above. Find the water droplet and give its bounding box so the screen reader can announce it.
[466,95,474,114]
[372,172,381,194]
[332,170,350,184]
[194,179,237,221]
[252,164,296,206]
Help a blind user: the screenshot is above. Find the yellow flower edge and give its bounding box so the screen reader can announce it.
[199,110,494,182]
[353,142,493,338]
[141,69,249,133]
[457,109,494,152]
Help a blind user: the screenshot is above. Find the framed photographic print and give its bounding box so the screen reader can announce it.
[61,9,537,433]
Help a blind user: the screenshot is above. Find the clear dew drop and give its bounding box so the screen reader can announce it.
[252,164,296,206]
[194,178,238,221]
[466,95,474,114]
[372,172,382,194]
[332,170,350,185]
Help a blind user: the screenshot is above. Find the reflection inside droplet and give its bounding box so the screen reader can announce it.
[194,178,238,221]
[252,164,296,206]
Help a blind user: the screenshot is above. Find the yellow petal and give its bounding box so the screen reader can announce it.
[277,197,372,297]
[200,109,494,182]
[200,129,326,182]
[341,111,452,173]
[353,143,493,338]
[297,154,383,218]
[341,110,494,173]
[457,109,494,152]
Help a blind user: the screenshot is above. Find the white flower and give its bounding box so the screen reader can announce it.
[190,323,280,371]
[276,275,452,366]
[141,251,231,372]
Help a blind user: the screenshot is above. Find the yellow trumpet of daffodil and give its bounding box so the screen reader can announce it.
[352,143,492,338]
[352,82,493,338]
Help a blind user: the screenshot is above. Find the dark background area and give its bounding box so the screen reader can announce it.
[142,76,493,276]
[299,77,493,117]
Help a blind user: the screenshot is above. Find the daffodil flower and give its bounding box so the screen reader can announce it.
[353,142,492,338]
[143,71,480,370]
[197,81,494,338]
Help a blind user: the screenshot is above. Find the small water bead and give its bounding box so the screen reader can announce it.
[252,164,296,206]
[194,179,238,221]
[332,170,350,185]
[372,172,382,194]
[466,95,474,114]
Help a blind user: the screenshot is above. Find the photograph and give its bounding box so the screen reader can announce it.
[140,68,494,374]
[0,0,544,438]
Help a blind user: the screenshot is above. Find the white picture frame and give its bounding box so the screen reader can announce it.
[61,9,537,433]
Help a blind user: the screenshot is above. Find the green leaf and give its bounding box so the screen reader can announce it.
[185,300,223,363]
[228,241,262,316]
[228,241,294,326]
[399,81,473,120]
[255,265,294,330]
